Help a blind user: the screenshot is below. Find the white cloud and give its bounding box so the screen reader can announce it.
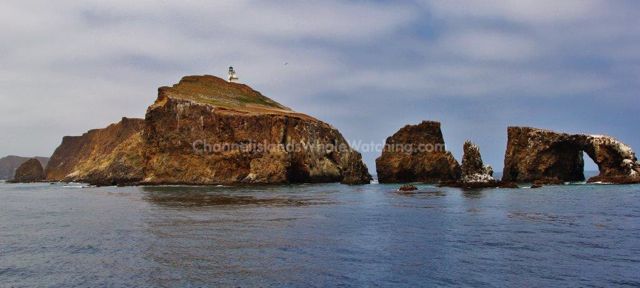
[427,0,600,25]
[435,29,539,62]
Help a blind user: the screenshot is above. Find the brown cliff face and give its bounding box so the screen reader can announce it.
[502,127,640,184]
[46,75,371,185]
[45,118,145,185]
[11,158,45,183]
[375,121,460,183]
[143,75,371,185]
[502,127,584,183]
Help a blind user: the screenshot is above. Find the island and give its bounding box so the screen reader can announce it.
[44,75,372,186]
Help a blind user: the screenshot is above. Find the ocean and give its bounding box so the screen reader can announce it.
[1,181,639,287]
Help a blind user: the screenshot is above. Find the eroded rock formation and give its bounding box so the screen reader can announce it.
[460,141,496,185]
[46,75,371,185]
[583,135,640,183]
[376,121,460,183]
[11,158,45,183]
[502,127,640,184]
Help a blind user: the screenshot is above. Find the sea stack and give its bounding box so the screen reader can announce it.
[46,75,371,185]
[376,121,460,183]
[502,127,640,184]
[11,158,45,183]
[460,141,497,187]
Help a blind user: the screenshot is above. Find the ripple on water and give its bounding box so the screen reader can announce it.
[1,182,639,287]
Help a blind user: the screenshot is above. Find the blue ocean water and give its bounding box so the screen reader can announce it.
[1,181,639,287]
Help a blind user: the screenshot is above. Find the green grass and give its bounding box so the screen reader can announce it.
[166,75,289,111]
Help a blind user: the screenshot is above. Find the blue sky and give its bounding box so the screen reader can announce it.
[1,0,638,172]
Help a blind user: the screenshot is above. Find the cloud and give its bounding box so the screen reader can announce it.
[426,0,600,25]
[435,29,539,62]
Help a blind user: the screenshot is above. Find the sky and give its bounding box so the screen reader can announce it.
[1,0,639,173]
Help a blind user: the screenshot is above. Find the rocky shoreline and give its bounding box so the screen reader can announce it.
[9,75,639,187]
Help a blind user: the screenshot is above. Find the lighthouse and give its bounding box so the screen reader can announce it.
[228,66,239,83]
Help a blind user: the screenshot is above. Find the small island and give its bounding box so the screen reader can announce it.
[44,75,372,186]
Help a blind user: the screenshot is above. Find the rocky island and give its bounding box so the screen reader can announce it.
[37,78,640,187]
[45,75,371,186]
[10,158,45,183]
[376,122,640,187]
[376,121,460,183]
[458,141,498,188]
[0,156,48,180]
[503,127,640,184]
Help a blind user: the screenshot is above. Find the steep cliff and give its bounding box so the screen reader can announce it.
[143,75,371,185]
[45,118,145,185]
[376,121,460,183]
[502,127,640,184]
[46,75,371,185]
[11,158,45,183]
[502,127,583,183]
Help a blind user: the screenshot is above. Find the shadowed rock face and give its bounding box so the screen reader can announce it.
[46,75,371,185]
[376,121,460,183]
[12,158,45,183]
[502,127,640,184]
[0,156,48,180]
[502,127,583,183]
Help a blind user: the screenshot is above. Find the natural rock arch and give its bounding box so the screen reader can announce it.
[578,135,640,183]
[502,127,640,184]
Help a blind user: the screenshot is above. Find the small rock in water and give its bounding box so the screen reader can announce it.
[498,181,519,189]
[398,184,418,192]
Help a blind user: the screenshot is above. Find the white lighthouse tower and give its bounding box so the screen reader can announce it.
[228,66,239,83]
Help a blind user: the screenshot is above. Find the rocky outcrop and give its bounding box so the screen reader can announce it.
[45,117,146,185]
[376,121,460,183]
[438,141,501,189]
[0,156,48,180]
[46,75,371,185]
[502,127,583,184]
[143,76,371,185]
[460,141,497,186]
[11,158,45,183]
[583,135,640,184]
[502,127,640,184]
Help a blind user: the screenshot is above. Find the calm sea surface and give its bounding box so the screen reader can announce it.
[1,180,639,287]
